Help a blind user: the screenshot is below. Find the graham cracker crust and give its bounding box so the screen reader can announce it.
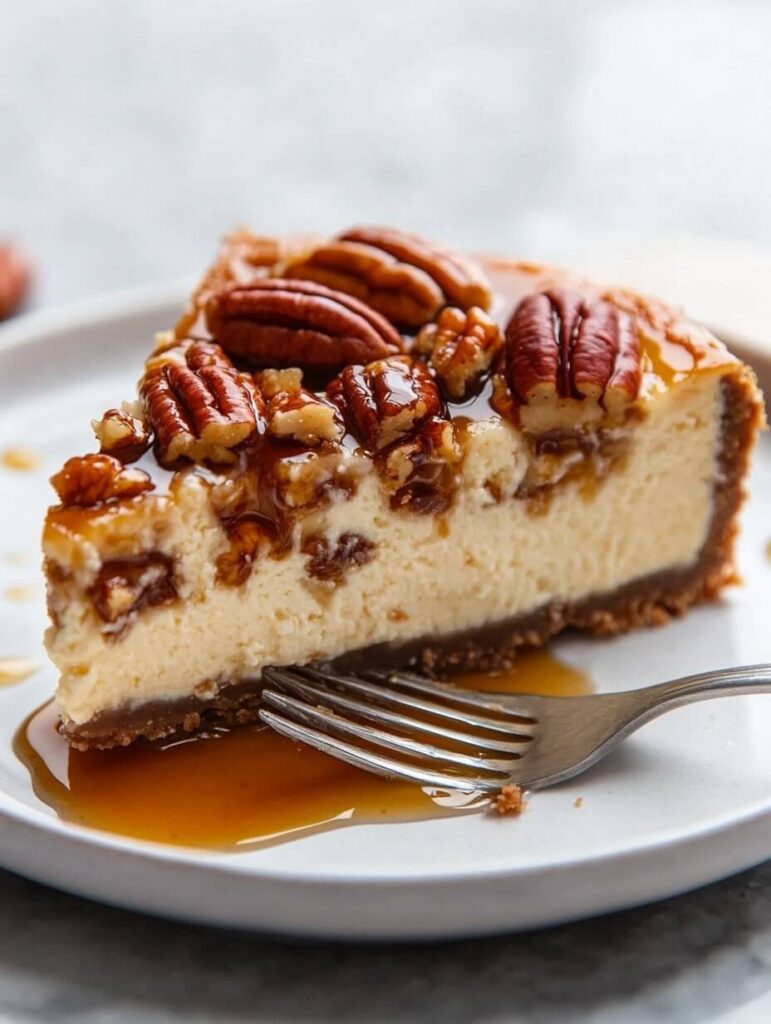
[61,370,764,750]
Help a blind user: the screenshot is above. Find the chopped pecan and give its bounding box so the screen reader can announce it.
[206,279,403,377]
[416,306,502,398]
[328,356,443,451]
[383,416,462,514]
[255,367,303,399]
[142,339,265,465]
[216,519,265,586]
[301,532,376,582]
[340,226,492,312]
[0,243,32,320]
[89,555,176,627]
[505,289,641,411]
[91,408,151,462]
[268,389,343,446]
[272,449,355,510]
[51,454,153,507]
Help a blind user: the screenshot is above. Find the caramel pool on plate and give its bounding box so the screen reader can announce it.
[15,650,590,850]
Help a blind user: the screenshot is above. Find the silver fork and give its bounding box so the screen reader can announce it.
[258,662,771,792]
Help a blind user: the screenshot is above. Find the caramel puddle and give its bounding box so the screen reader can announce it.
[1,446,41,472]
[14,649,590,851]
[0,658,37,687]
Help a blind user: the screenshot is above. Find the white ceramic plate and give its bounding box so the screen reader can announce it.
[0,285,769,940]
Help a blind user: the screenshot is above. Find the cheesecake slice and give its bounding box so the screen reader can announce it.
[43,226,765,749]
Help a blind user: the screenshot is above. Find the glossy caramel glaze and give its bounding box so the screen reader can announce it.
[15,650,590,850]
[42,246,740,584]
[0,658,38,687]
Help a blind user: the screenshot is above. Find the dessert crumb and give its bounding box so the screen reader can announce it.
[387,608,408,622]
[490,784,526,816]
[1,446,41,472]
[4,585,35,602]
[765,539,771,563]
[574,796,583,809]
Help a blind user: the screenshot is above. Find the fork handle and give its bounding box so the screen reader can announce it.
[629,663,771,724]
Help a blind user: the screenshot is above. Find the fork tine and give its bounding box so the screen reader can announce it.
[262,689,519,775]
[362,668,538,721]
[258,708,503,793]
[263,667,532,754]
[294,665,536,737]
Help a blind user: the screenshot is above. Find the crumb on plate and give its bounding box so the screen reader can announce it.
[490,783,526,816]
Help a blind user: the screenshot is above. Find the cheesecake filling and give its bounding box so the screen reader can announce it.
[48,372,722,729]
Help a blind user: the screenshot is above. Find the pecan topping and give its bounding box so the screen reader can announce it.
[283,240,442,330]
[255,367,303,399]
[142,339,265,465]
[340,227,492,312]
[328,356,443,451]
[383,417,462,514]
[416,306,502,398]
[302,532,376,583]
[175,229,284,337]
[505,289,641,412]
[91,408,151,462]
[268,389,343,446]
[283,227,492,330]
[89,555,176,627]
[0,243,32,320]
[216,520,265,587]
[206,279,403,377]
[51,454,153,507]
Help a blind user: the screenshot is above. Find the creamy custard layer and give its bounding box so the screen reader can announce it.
[50,373,722,728]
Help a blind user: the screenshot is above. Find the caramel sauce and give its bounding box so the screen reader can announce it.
[1,446,41,472]
[0,658,37,686]
[14,650,590,851]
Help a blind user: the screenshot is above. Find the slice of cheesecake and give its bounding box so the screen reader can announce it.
[43,226,765,749]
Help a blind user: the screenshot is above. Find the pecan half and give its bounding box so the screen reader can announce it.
[283,240,443,330]
[268,388,343,446]
[327,356,443,451]
[91,408,151,462]
[505,289,641,411]
[0,243,32,320]
[206,279,403,377]
[51,454,153,507]
[340,227,492,312]
[142,339,265,465]
[175,229,284,337]
[416,306,502,398]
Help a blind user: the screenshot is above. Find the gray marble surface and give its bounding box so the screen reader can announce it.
[2,1,771,1020]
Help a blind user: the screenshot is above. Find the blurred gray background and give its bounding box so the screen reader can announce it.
[2,0,771,306]
[2,2,771,1022]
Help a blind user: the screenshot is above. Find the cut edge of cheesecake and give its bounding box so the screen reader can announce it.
[42,227,766,749]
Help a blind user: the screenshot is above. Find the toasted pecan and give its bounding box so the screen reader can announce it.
[505,288,641,411]
[417,306,502,398]
[51,454,153,507]
[328,356,443,451]
[142,339,264,464]
[206,278,403,377]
